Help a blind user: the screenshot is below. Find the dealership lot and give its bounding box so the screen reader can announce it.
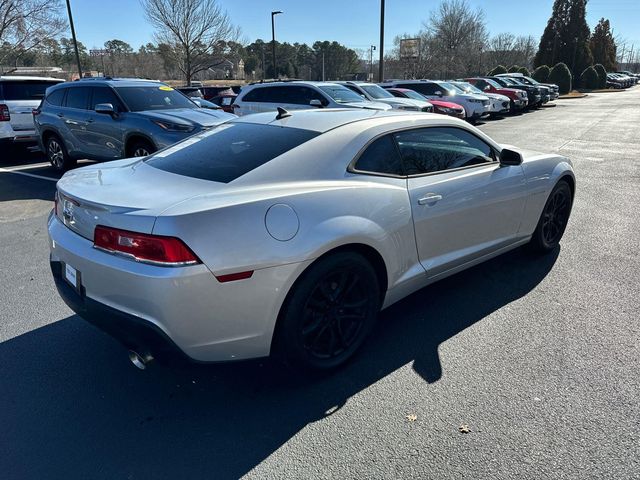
[1,89,639,479]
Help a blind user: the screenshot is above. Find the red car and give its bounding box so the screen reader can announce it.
[385,87,465,119]
[463,78,528,111]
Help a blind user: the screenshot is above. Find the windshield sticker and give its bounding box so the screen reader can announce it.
[159,86,174,91]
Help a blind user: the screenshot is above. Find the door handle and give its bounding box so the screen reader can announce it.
[418,194,443,205]
[65,119,79,125]
[56,113,64,118]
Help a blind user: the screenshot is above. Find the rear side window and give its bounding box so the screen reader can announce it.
[354,135,404,176]
[146,123,320,183]
[0,80,60,100]
[46,89,66,106]
[404,83,439,95]
[65,87,91,110]
[242,87,270,102]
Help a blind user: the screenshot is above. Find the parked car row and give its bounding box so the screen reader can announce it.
[608,72,637,89]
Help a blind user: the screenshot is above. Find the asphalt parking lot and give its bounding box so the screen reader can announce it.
[1,90,639,479]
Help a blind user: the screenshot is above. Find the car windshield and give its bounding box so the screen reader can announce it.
[455,83,483,94]
[1,80,61,100]
[485,78,502,89]
[398,89,425,100]
[360,84,394,99]
[115,85,196,111]
[437,82,459,95]
[319,85,366,103]
[145,123,320,183]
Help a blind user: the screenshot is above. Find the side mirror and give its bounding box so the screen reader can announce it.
[483,85,490,91]
[192,99,203,107]
[95,103,116,116]
[499,148,523,166]
[309,99,323,108]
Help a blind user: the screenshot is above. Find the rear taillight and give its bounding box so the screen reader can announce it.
[0,104,9,122]
[93,225,200,266]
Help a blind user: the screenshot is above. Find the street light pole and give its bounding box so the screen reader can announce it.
[65,0,83,78]
[271,11,282,79]
[378,0,385,82]
[370,45,376,81]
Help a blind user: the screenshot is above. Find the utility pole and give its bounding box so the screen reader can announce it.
[261,46,265,81]
[378,0,385,82]
[271,11,282,79]
[322,51,325,81]
[369,45,376,81]
[65,0,83,78]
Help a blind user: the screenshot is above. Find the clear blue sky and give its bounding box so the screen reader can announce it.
[70,0,640,54]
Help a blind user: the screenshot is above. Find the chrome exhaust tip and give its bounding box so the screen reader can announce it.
[128,350,154,370]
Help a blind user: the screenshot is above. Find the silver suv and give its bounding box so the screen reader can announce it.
[233,81,392,116]
[0,76,63,150]
[35,78,236,171]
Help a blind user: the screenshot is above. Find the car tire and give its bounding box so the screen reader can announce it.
[273,252,381,372]
[529,180,573,253]
[127,139,156,158]
[46,134,76,172]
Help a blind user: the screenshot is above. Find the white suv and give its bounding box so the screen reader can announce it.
[337,81,433,112]
[1,76,64,149]
[233,81,392,116]
[380,80,490,122]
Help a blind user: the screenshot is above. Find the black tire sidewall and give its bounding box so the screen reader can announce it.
[531,181,573,252]
[275,252,381,371]
[128,140,155,158]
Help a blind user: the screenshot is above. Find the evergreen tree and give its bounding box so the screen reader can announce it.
[487,65,508,75]
[508,65,521,73]
[517,66,531,76]
[534,0,593,78]
[593,63,607,89]
[580,66,599,89]
[549,62,573,93]
[590,18,617,71]
[533,65,551,82]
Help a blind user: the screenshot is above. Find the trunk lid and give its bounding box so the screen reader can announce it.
[56,157,223,240]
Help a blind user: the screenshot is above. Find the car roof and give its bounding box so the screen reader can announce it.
[0,76,64,82]
[246,81,343,89]
[68,77,164,88]
[232,108,455,133]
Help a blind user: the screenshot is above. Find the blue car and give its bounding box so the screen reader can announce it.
[35,77,236,171]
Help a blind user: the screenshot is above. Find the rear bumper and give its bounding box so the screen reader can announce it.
[47,214,308,363]
[51,259,189,364]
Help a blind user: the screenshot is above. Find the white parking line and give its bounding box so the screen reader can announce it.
[0,166,58,182]
[0,162,52,171]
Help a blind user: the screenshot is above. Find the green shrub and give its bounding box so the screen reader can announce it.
[517,66,531,77]
[508,65,520,73]
[549,63,572,94]
[532,65,551,83]
[580,66,600,89]
[593,64,607,89]
[487,65,508,76]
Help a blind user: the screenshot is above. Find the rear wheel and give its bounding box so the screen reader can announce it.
[127,139,156,158]
[46,134,76,171]
[529,180,573,252]
[274,252,381,372]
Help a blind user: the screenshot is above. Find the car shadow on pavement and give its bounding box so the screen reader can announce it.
[0,246,559,479]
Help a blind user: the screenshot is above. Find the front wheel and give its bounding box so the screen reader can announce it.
[529,180,573,252]
[274,252,381,372]
[127,139,156,158]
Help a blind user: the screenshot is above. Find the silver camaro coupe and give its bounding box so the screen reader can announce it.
[48,108,575,371]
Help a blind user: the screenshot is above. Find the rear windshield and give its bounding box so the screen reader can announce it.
[1,80,61,100]
[145,123,319,183]
[115,85,196,111]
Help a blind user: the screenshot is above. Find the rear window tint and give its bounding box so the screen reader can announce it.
[1,81,61,100]
[145,123,319,183]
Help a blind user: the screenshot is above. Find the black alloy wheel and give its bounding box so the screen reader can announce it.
[530,180,573,252]
[275,252,380,371]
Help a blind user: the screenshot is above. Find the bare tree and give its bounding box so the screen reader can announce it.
[140,0,238,85]
[423,0,488,78]
[487,33,537,70]
[0,0,65,66]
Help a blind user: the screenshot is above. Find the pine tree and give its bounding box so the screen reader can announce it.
[590,18,617,71]
[534,0,593,78]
